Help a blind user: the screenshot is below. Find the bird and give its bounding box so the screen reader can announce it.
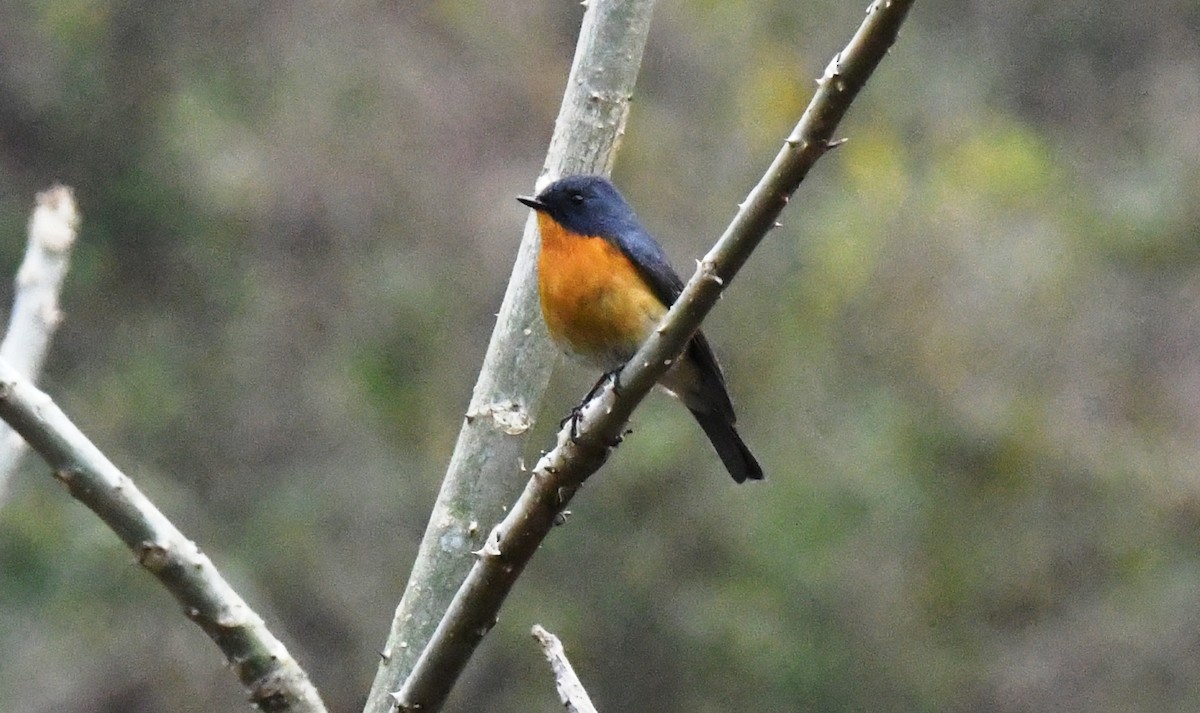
[517,175,763,483]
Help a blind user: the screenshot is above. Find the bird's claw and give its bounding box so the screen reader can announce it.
[560,405,585,442]
[562,367,625,444]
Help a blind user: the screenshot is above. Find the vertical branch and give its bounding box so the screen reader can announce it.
[0,185,79,504]
[362,1,658,711]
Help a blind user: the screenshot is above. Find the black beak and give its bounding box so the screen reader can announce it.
[517,195,547,212]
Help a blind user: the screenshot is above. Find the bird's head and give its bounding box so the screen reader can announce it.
[518,175,636,237]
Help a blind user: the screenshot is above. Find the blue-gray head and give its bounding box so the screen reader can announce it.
[517,175,639,238]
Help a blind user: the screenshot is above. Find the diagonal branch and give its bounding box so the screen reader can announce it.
[0,185,79,504]
[362,0,659,710]
[393,0,914,710]
[0,357,328,713]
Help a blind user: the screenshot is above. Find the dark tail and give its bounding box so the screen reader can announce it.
[690,409,764,483]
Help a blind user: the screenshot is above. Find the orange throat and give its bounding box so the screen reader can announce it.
[536,212,666,368]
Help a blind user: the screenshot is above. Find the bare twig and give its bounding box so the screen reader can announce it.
[0,186,78,503]
[532,625,599,713]
[364,1,658,711]
[0,357,328,713]
[394,1,914,709]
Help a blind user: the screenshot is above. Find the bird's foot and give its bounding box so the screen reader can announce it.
[561,368,623,444]
[560,405,585,442]
[581,367,622,405]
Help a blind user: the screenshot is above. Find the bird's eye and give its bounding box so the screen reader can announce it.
[570,192,584,204]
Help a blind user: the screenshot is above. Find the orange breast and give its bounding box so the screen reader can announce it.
[536,212,666,368]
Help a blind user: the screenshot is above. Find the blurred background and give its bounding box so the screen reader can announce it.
[2,1,1199,711]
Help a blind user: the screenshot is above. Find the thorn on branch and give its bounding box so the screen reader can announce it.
[472,527,504,559]
[820,52,844,85]
[136,540,171,572]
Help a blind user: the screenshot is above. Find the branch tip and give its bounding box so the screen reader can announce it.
[531,624,598,713]
[29,185,80,253]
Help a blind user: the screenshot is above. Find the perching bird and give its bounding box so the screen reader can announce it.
[518,175,762,482]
